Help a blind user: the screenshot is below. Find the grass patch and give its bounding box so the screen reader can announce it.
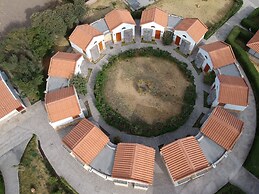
[203,91,211,108]
[216,183,245,194]
[0,172,4,194]
[19,135,77,194]
[94,47,196,137]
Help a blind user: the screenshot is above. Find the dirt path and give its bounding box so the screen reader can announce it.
[103,56,189,125]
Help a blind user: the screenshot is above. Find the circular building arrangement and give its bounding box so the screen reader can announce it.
[41,7,253,192]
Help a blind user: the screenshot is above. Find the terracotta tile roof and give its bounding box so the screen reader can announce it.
[140,7,168,27]
[201,107,244,150]
[48,52,82,79]
[160,136,209,182]
[105,9,136,31]
[0,78,22,118]
[218,75,249,106]
[45,86,81,122]
[247,30,259,53]
[175,18,208,42]
[200,41,236,69]
[112,143,155,184]
[63,118,109,164]
[69,24,102,50]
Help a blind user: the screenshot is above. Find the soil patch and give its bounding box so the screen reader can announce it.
[104,56,190,125]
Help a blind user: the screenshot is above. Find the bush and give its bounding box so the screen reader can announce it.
[94,48,196,137]
[162,31,174,45]
[204,71,216,86]
[70,74,87,95]
[241,8,259,33]
[204,0,243,39]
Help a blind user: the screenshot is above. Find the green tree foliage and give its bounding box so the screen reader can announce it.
[70,74,87,95]
[73,0,88,21]
[162,31,173,45]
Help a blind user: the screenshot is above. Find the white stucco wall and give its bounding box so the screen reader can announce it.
[75,55,84,75]
[173,30,196,51]
[248,48,259,59]
[197,48,214,72]
[140,22,165,38]
[0,109,19,123]
[111,23,135,43]
[70,41,84,54]
[223,104,247,111]
[85,34,105,60]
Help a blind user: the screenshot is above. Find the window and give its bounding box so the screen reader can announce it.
[183,35,187,38]
[205,55,208,59]
[151,26,155,28]
[122,27,126,30]
[94,41,97,44]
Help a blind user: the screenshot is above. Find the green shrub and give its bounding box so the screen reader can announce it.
[205,0,243,39]
[69,74,87,95]
[204,71,216,86]
[240,8,259,33]
[162,31,174,45]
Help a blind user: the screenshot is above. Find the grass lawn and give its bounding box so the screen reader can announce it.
[0,172,4,194]
[150,0,234,28]
[19,135,77,194]
[216,183,245,194]
[244,136,259,178]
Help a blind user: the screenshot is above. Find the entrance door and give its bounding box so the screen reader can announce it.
[16,106,24,112]
[175,36,181,45]
[90,45,100,61]
[155,30,161,39]
[98,41,103,51]
[204,64,210,72]
[116,32,122,42]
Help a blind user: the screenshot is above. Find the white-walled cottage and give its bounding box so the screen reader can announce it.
[105,9,136,43]
[174,18,208,54]
[247,30,259,59]
[69,24,105,62]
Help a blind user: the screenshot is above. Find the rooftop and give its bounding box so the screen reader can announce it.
[217,64,241,77]
[46,77,68,93]
[140,7,168,27]
[200,107,244,150]
[247,30,259,53]
[90,18,109,34]
[167,15,182,29]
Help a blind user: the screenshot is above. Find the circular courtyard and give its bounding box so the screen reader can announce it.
[94,48,196,136]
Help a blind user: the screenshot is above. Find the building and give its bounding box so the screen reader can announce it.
[247,30,259,58]
[0,71,25,122]
[140,7,168,41]
[174,18,208,54]
[46,52,84,92]
[105,9,136,43]
[160,136,210,186]
[112,143,155,189]
[200,107,244,151]
[209,75,249,111]
[45,86,84,129]
[90,18,112,43]
[69,24,105,62]
[63,118,109,166]
[195,41,236,72]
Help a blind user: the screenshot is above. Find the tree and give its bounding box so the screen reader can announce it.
[69,74,87,95]
[56,3,78,29]
[162,31,174,45]
[73,0,87,22]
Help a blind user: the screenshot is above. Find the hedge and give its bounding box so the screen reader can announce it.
[94,47,196,137]
[204,0,243,39]
[241,8,259,33]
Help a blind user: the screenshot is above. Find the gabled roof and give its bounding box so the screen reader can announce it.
[140,7,168,27]
[48,52,82,79]
[200,41,236,69]
[45,86,81,122]
[175,18,208,42]
[0,76,23,119]
[105,9,136,31]
[247,30,259,53]
[200,107,244,150]
[160,136,209,182]
[112,143,155,184]
[218,75,249,106]
[63,118,109,164]
[69,24,102,50]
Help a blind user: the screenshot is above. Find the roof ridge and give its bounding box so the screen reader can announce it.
[179,139,195,172]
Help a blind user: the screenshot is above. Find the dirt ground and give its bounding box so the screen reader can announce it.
[150,0,234,27]
[249,55,259,72]
[103,56,190,125]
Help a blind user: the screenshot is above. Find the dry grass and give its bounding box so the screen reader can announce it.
[149,0,234,27]
[103,56,190,125]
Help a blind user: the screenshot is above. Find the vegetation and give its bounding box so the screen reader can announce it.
[216,183,245,194]
[95,47,196,136]
[203,71,216,85]
[70,74,87,95]
[162,31,174,45]
[0,0,87,102]
[19,135,77,194]
[241,7,259,33]
[204,0,243,39]
[226,26,259,178]
[112,136,121,145]
[0,172,4,194]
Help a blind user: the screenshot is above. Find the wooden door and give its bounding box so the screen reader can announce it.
[204,64,210,72]
[116,32,122,42]
[16,106,24,112]
[175,36,181,45]
[155,30,161,39]
[98,41,103,51]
